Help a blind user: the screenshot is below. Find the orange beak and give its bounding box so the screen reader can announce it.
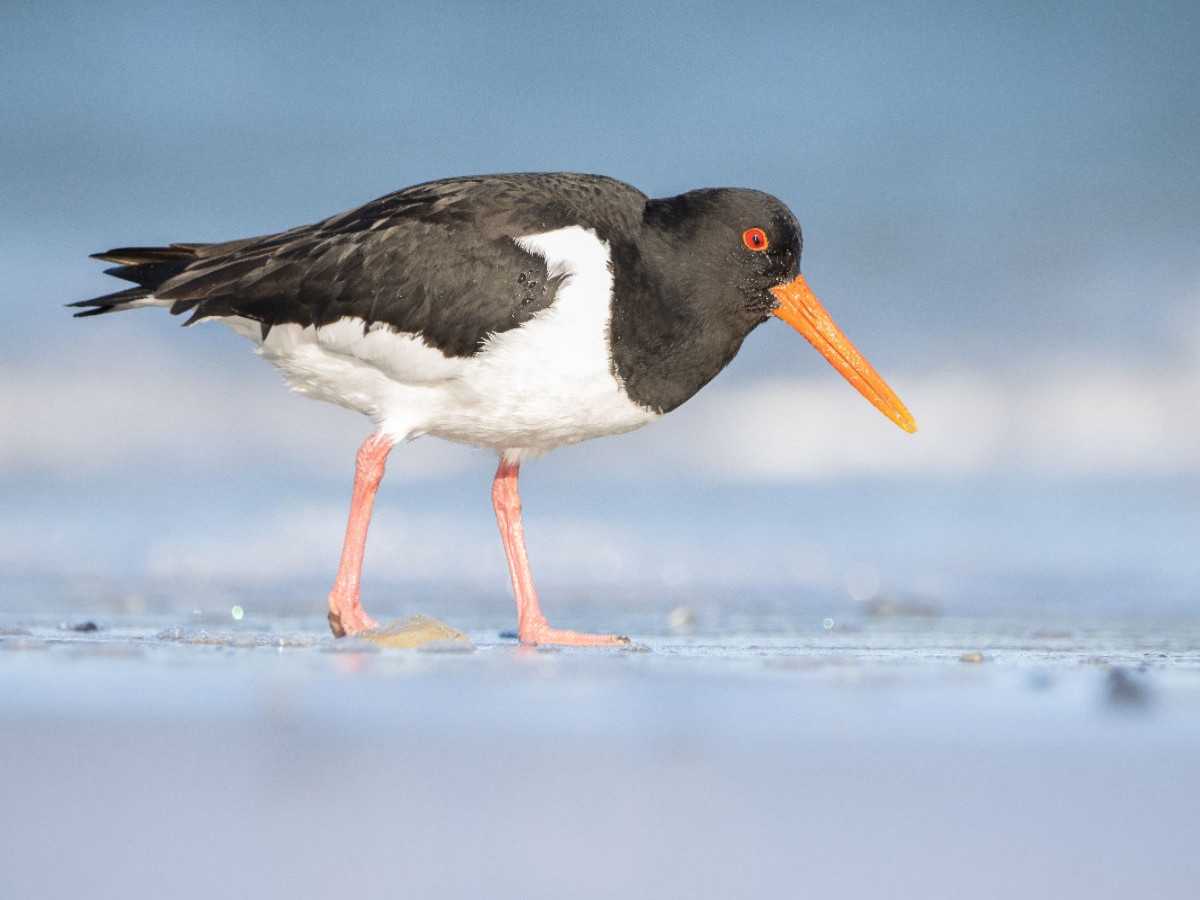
[770,274,917,433]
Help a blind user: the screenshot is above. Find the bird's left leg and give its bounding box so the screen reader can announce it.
[327,432,395,637]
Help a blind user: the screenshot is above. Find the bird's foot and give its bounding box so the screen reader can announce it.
[518,622,631,647]
[327,599,379,638]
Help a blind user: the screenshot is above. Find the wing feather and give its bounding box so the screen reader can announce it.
[72,173,648,357]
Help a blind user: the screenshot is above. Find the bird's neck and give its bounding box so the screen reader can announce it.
[607,237,762,415]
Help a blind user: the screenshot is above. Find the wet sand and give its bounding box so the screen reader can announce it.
[3,592,1199,900]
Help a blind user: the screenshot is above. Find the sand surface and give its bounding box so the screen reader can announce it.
[3,587,1199,899]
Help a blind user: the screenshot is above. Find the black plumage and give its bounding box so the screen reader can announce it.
[74,174,647,352]
[72,173,805,414]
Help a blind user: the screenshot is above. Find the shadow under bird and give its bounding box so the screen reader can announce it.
[72,172,917,645]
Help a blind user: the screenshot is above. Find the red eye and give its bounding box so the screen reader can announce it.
[742,227,769,251]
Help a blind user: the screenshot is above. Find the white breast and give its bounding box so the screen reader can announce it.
[228,225,660,461]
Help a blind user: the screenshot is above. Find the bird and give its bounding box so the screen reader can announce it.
[71,172,916,645]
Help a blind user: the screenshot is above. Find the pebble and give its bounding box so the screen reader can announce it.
[355,614,473,649]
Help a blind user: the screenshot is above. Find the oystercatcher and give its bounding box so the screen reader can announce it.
[72,173,916,645]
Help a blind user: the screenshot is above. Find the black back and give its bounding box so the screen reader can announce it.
[75,174,647,356]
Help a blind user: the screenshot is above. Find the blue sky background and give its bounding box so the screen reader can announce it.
[2,0,1198,621]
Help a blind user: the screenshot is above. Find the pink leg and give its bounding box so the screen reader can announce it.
[491,458,629,646]
[327,432,394,637]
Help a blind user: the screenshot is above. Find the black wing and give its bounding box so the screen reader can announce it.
[71,173,648,357]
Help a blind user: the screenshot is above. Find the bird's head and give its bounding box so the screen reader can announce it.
[645,187,916,434]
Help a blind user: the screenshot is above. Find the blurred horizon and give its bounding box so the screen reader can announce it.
[2,0,1198,619]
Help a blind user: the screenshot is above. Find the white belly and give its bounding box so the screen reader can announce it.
[228,225,660,461]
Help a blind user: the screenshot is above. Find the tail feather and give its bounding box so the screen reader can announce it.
[69,243,206,317]
[90,243,204,267]
[68,287,158,317]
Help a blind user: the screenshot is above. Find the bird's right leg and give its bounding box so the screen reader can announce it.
[491,457,629,646]
[327,432,395,637]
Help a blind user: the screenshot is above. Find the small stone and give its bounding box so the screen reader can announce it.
[357,614,472,649]
[960,651,985,663]
[60,621,100,632]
